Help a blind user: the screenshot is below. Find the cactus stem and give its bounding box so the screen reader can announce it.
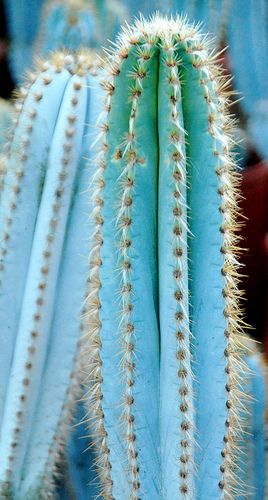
[0,101,39,273]
[0,69,90,491]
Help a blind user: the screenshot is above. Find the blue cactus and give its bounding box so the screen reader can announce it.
[236,338,267,500]
[119,0,227,34]
[0,99,13,149]
[93,0,129,44]
[4,0,45,83]
[36,0,97,56]
[84,14,250,499]
[0,11,267,500]
[227,0,268,118]
[0,51,101,498]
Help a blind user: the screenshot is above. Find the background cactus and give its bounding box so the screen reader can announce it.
[85,14,249,499]
[36,0,97,57]
[4,0,128,84]
[0,51,101,499]
[0,98,13,149]
[237,338,267,500]
[94,0,129,45]
[4,0,45,83]
[0,98,13,189]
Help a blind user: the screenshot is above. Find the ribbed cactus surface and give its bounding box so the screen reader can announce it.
[0,51,100,499]
[36,0,97,57]
[86,15,247,500]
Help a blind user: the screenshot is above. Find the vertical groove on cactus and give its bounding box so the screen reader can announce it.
[86,15,248,499]
[0,74,83,486]
[0,56,70,494]
[0,59,68,431]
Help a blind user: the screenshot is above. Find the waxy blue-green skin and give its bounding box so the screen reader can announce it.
[99,47,160,498]
[4,0,44,83]
[19,71,102,498]
[0,73,88,492]
[0,68,70,427]
[39,3,96,56]
[158,49,193,498]
[180,46,227,499]
[0,63,103,497]
[244,354,266,500]
[99,37,229,499]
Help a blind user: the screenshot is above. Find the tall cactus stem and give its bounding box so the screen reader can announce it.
[85,15,249,499]
[0,71,87,489]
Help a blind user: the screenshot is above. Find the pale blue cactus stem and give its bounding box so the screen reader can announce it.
[36,0,97,57]
[158,41,194,498]
[4,0,45,83]
[0,51,102,499]
[86,14,247,500]
[0,99,14,192]
[94,0,129,44]
[234,338,267,500]
[19,66,101,500]
[246,350,266,500]
[0,99,13,150]
[0,61,71,427]
[63,403,99,499]
[227,0,268,118]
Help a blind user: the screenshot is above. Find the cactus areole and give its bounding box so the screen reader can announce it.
[85,15,246,500]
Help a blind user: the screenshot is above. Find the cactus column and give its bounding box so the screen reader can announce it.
[86,15,246,500]
[0,51,101,499]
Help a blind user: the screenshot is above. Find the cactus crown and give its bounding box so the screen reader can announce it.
[85,14,248,500]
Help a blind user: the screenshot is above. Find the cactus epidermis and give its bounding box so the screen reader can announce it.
[85,14,247,500]
[0,51,101,499]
